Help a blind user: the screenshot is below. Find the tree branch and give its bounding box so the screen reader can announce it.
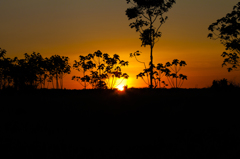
[155,20,164,34]
[141,10,151,21]
[152,13,159,24]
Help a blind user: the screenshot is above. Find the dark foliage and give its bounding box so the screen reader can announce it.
[130,51,187,88]
[211,78,237,89]
[0,48,71,90]
[126,0,176,88]
[72,50,129,89]
[208,2,240,72]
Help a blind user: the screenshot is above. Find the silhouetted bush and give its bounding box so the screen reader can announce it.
[211,78,235,89]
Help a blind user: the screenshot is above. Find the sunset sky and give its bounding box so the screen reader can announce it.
[1,0,240,89]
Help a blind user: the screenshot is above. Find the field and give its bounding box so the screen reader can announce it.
[1,88,240,158]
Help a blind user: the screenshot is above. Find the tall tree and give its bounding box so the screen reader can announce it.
[125,0,176,88]
[208,2,240,72]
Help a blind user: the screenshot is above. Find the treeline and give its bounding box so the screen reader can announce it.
[0,48,129,90]
[0,48,70,90]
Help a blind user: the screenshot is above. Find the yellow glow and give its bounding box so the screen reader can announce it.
[116,84,124,91]
[2,1,240,89]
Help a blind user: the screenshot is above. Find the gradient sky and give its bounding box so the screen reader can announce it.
[1,0,240,89]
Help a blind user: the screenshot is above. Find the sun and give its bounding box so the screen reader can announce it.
[116,85,124,91]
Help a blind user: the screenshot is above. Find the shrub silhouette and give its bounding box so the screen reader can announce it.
[211,78,234,89]
[130,51,187,88]
[73,50,129,89]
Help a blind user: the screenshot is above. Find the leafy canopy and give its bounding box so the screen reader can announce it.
[72,50,129,89]
[126,0,175,47]
[208,2,240,71]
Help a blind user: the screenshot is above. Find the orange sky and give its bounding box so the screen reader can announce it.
[1,0,240,89]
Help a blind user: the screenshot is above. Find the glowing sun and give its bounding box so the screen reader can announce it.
[116,85,124,91]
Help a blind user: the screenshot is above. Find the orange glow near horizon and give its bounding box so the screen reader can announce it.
[1,1,240,89]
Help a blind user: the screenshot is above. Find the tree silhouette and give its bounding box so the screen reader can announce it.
[73,50,129,89]
[0,48,16,89]
[208,2,240,72]
[22,52,45,88]
[130,51,188,88]
[0,51,42,90]
[44,57,55,89]
[72,54,96,89]
[0,48,7,88]
[130,50,168,88]
[156,62,168,88]
[0,50,70,90]
[48,55,71,89]
[14,52,50,90]
[0,48,6,59]
[125,0,176,88]
[100,52,129,89]
[40,57,51,89]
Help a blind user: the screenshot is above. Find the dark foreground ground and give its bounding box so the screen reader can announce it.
[1,88,240,158]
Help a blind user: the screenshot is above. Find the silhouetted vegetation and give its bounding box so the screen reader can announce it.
[130,50,187,88]
[126,0,176,88]
[47,55,71,89]
[164,59,187,88]
[72,50,129,89]
[0,48,70,90]
[211,78,238,89]
[2,1,240,158]
[208,2,240,72]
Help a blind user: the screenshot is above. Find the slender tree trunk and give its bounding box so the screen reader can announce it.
[61,78,63,89]
[149,19,154,89]
[159,77,161,88]
[56,74,58,89]
[52,77,54,89]
[150,44,153,89]
[43,77,46,88]
[60,74,63,89]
